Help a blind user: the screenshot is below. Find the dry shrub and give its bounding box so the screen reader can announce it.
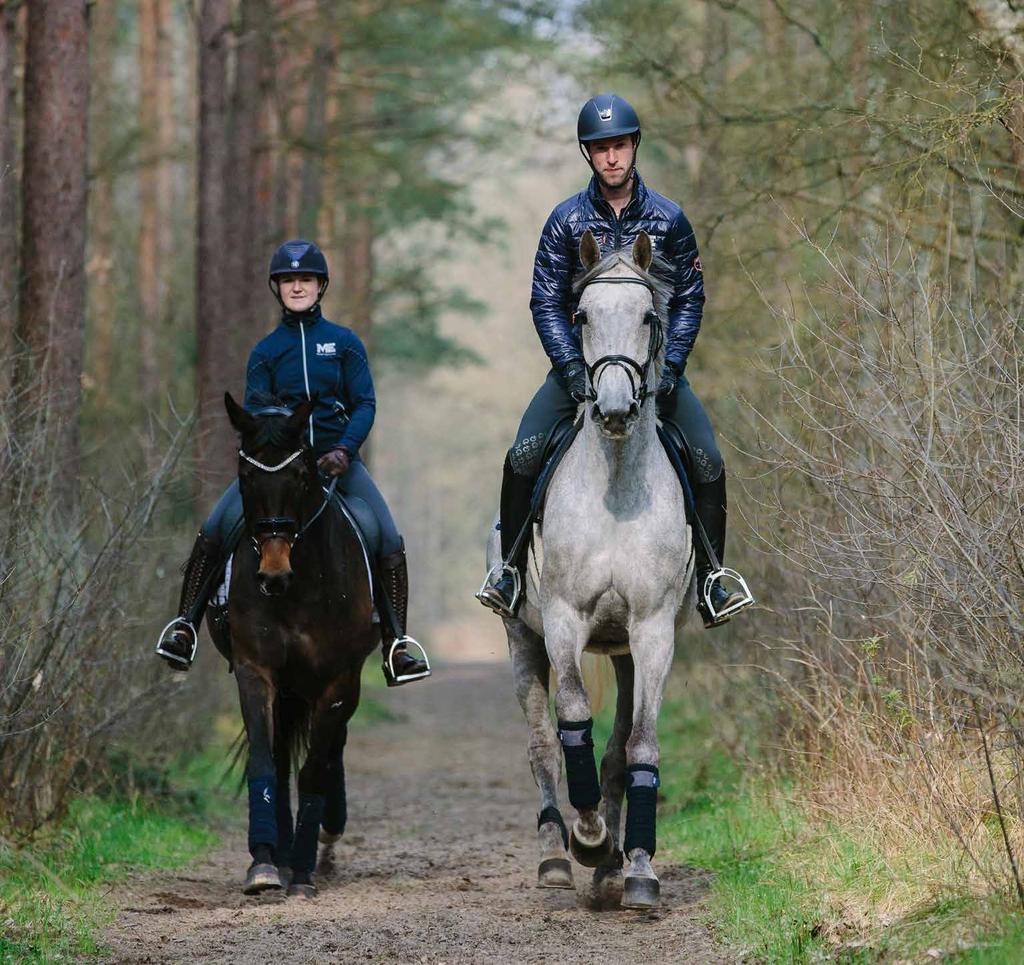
[747,227,1024,904]
[0,384,219,832]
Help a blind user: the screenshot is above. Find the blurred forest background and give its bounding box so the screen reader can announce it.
[2,0,1024,943]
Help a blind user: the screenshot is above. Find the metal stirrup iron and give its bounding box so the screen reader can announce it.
[702,567,755,622]
[384,636,432,683]
[476,561,522,617]
[154,617,199,668]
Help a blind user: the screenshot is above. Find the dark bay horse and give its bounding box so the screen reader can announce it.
[223,393,378,898]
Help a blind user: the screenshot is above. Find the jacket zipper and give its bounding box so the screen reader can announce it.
[299,321,314,447]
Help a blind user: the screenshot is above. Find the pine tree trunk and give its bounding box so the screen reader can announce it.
[15,0,89,499]
[195,0,233,511]
[0,1,21,387]
[138,0,161,420]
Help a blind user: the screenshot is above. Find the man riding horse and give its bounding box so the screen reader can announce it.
[156,240,431,687]
[478,93,753,629]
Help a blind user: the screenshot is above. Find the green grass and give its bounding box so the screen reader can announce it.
[0,751,230,962]
[605,681,1024,963]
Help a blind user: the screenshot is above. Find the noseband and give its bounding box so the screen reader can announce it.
[239,447,337,555]
[572,274,664,407]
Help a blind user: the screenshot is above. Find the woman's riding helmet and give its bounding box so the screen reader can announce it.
[268,239,330,309]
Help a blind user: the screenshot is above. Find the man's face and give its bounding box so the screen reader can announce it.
[586,135,636,189]
[276,273,320,312]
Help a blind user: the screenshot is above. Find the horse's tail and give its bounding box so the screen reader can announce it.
[275,690,313,778]
[549,652,613,716]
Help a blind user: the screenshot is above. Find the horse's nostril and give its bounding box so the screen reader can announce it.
[628,402,639,419]
[258,571,291,596]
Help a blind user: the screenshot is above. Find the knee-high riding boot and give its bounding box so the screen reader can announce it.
[155,532,223,670]
[379,542,431,687]
[478,453,535,617]
[692,471,750,628]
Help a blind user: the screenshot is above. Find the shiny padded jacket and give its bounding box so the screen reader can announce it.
[529,172,705,376]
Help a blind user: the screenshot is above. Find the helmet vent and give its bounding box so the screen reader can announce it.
[599,108,612,121]
[283,241,311,261]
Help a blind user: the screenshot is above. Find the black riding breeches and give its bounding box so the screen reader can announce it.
[508,368,724,484]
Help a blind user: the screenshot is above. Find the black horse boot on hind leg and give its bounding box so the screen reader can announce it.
[155,532,222,671]
[477,453,533,617]
[379,542,431,687]
[693,472,754,629]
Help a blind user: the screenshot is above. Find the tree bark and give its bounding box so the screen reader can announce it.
[195,0,233,510]
[15,0,89,496]
[0,1,21,385]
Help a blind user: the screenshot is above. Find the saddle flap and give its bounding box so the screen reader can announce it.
[333,492,381,560]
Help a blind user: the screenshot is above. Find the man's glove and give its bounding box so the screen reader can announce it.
[317,446,352,477]
[562,360,590,403]
[656,361,682,400]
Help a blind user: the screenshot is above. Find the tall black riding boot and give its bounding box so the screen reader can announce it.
[692,472,752,629]
[155,532,223,671]
[477,452,535,617]
[379,542,431,687]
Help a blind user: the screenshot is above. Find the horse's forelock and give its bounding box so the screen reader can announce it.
[572,249,672,321]
[246,413,305,455]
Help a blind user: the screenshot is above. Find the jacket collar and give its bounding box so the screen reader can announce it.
[281,303,323,327]
[586,170,647,214]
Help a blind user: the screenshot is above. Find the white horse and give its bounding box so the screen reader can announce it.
[488,230,694,909]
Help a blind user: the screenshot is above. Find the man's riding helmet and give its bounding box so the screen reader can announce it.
[268,239,330,310]
[577,93,642,169]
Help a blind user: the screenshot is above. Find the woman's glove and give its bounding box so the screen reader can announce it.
[317,446,352,477]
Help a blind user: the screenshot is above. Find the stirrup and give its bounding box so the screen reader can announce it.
[383,635,432,686]
[154,617,198,668]
[702,568,755,622]
[475,562,522,617]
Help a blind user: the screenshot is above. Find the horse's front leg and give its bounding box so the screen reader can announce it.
[621,610,675,909]
[544,599,614,869]
[236,663,283,895]
[289,677,357,898]
[506,617,573,889]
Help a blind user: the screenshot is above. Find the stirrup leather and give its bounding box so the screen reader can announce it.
[383,635,432,684]
[154,617,199,668]
[702,568,755,622]
[475,562,522,617]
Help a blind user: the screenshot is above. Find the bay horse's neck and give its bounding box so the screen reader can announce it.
[578,401,659,512]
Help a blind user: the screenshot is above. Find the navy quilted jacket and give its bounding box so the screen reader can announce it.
[530,172,704,374]
[243,307,375,458]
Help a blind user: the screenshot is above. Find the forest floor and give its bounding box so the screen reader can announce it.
[96,662,734,964]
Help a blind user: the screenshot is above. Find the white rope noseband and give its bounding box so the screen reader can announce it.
[239,449,303,473]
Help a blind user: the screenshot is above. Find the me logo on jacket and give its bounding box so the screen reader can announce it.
[317,342,337,356]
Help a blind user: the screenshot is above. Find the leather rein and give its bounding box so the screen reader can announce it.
[572,273,664,407]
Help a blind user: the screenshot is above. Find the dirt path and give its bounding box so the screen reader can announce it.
[99,662,734,963]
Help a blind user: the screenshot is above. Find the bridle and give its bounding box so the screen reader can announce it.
[572,272,664,407]
[239,446,338,555]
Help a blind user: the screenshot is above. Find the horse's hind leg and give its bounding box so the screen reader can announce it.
[592,654,634,906]
[544,601,614,869]
[506,618,573,890]
[621,611,675,909]
[236,664,284,895]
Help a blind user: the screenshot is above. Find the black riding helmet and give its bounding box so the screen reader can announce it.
[268,239,330,312]
[577,93,642,173]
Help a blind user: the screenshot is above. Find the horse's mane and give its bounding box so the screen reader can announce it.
[244,392,306,451]
[572,249,672,321]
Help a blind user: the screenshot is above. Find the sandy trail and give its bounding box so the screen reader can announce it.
[98,662,734,963]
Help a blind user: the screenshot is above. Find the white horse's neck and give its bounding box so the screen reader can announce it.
[577,398,660,514]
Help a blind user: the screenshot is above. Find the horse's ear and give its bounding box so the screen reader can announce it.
[580,229,601,270]
[285,396,316,439]
[225,392,257,436]
[632,231,653,272]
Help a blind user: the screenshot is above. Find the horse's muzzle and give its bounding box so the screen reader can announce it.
[258,538,293,595]
[258,570,292,596]
[591,400,640,438]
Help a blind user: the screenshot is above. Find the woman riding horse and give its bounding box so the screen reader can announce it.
[156,239,431,687]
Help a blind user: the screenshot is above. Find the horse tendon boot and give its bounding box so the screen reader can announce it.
[379,543,431,687]
[154,532,221,671]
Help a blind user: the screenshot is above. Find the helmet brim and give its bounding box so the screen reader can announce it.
[578,125,641,143]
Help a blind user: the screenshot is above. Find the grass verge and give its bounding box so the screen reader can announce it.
[603,667,1024,963]
[0,750,231,962]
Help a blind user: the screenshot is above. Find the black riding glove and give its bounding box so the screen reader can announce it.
[656,362,682,400]
[562,360,589,403]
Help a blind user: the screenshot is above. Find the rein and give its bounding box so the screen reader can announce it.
[573,274,664,407]
[239,446,339,553]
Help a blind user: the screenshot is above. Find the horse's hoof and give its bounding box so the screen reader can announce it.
[569,821,614,868]
[242,862,282,895]
[278,865,293,888]
[622,874,660,909]
[287,882,317,899]
[537,857,574,889]
[318,829,341,846]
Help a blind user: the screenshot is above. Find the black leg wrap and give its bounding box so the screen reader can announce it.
[557,718,601,811]
[624,764,659,857]
[537,805,569,850]
[322,758,347,836]
[292,792,326,874]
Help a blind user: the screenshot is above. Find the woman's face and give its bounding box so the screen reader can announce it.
[276,273,320,313]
